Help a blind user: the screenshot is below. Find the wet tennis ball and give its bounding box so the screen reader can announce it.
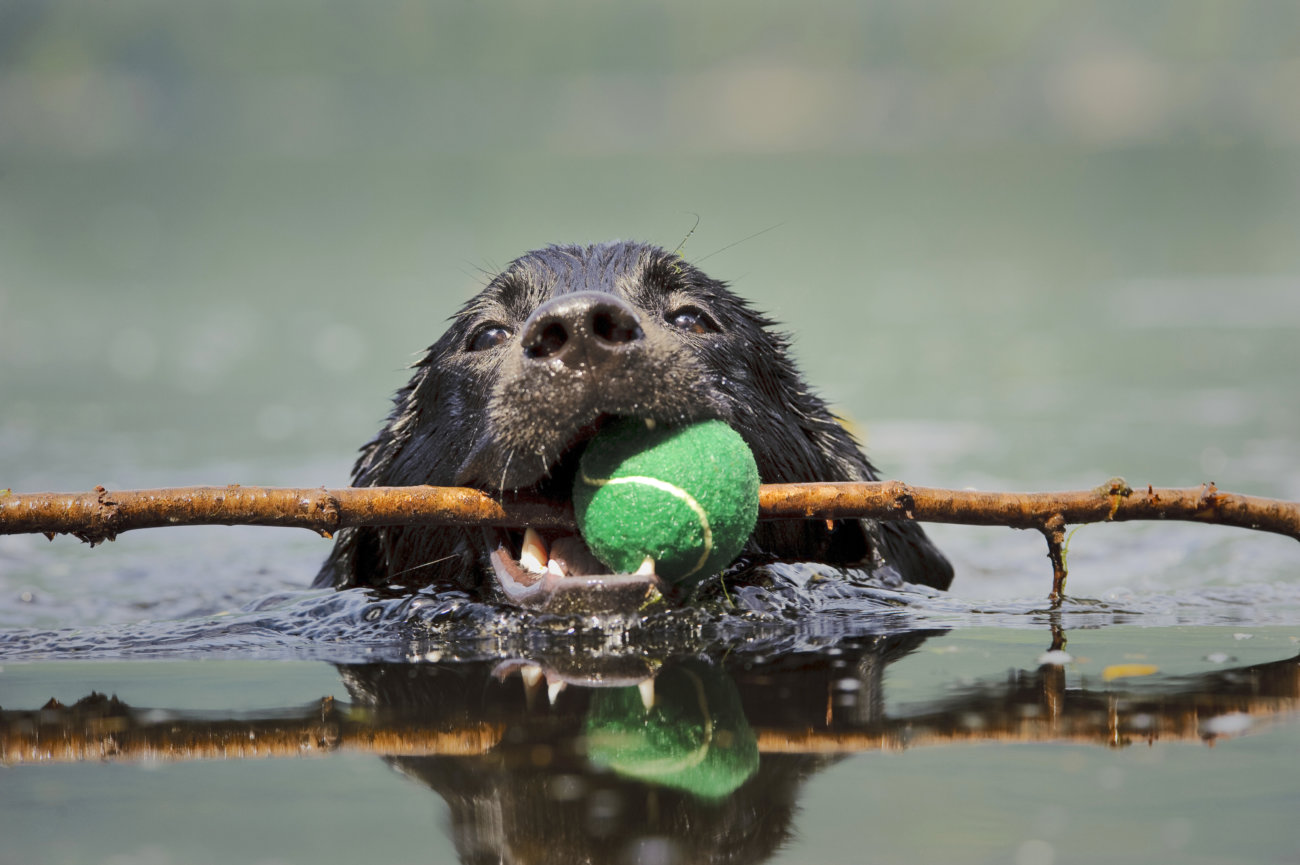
[584,661,759,800]
[573,418,760,583]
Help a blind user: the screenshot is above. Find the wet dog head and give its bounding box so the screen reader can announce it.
[318,241,951,599]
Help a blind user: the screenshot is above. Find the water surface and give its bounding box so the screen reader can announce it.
[3,3,1300,864]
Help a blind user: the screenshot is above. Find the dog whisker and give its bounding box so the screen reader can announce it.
[693,222,785,265]
[499,450,514,495]
[315,240,954,596]
[671,212,701,258]
[383,554,461,582]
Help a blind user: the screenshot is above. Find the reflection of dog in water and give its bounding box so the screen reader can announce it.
[317,241,952,600]
[338,633,934,865]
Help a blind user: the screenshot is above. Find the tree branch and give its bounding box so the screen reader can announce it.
[6,653,1297,765]
[2,478,1296,604]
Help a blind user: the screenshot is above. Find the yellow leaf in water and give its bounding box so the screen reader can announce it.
[1102,663,1160,681]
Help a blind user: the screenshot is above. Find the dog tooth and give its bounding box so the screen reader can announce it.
[634,555,656,576]
[644,418,656,429]
[520,664,544,710]
[520,527,547,573]
[637,677,655,711]
[520,663,544,689]
[547,680,566,705]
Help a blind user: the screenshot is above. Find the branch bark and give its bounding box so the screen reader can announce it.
[6,656,1297,765]
[2,478,1296,603]
[3,478,1296,542]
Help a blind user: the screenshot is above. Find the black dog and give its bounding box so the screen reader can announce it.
[316,241,952,600]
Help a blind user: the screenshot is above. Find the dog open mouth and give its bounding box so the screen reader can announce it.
[481,420,673,617]
[316,242,954,599]
[486,526,668,616]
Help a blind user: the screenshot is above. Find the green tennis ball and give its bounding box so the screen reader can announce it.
[573,418,760,584]
[584,662,759,800]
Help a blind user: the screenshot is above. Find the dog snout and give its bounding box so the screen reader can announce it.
[520,291,645,369]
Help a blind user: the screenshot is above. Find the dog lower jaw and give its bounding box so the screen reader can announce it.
[485,527,668,616]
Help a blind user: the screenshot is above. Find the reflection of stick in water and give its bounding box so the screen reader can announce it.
[2,479,1297,600]
[1,694,505,764]
[5,653,1297,766]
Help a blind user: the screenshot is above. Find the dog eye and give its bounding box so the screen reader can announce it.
[666,306,718,335]
[467,324,512,352]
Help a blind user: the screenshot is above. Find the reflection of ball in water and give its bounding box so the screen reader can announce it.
[573,418,760,583]
[585,662,760,800]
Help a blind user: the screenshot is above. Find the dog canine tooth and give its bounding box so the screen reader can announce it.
[633,555,656,576]
[637,677,655,711]
[520,663,544,689]
[520,664,544,710]
[519,528,548,573]
[547,680,566,705]
[315,241,955,595]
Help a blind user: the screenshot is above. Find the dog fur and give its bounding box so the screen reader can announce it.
[316,241,952,594]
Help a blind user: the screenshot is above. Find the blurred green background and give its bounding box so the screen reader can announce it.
[2,9,1300,864]
[2,1,1297,501]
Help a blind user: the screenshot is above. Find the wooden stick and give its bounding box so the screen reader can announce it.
[2,479,1296,544]
[0,484,572,544]
[2,479,1296,604]
[0,696,506,765]
[759,478,1300,540]
[5,661,1296,765]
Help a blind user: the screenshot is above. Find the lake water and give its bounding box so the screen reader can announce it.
[3,4,1300,864]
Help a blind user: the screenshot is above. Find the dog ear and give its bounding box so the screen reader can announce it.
[351,347,438,487]
[877,519,954,589]
[796,398,953,590]
[719,318,954,589]
[802,409,953,589]
[313,340,444,589]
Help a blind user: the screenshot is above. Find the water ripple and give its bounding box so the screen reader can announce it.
[4,571,1298,664]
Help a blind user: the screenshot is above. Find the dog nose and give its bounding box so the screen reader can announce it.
[521,291,645,368]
